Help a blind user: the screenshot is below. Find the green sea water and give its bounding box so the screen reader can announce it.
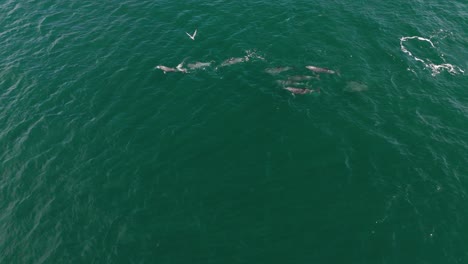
[1,0,467,263]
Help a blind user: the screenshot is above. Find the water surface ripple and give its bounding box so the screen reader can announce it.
[0,0,467,263]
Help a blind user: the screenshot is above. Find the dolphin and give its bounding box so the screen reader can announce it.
[284,87,318,95]
[306,66,336,74]
[288,75,318,81]
[155,65,178,74]
[276,80,304,86]
[265,67,293,75]
[218,56,249,68]
[187,61,213,69]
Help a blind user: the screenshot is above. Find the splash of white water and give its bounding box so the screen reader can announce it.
[400,36,464,76]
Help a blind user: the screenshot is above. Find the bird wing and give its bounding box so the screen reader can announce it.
[192,29,197,39]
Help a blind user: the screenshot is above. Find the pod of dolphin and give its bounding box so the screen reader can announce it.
[155,29,339,95]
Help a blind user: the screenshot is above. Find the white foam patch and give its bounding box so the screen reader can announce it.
[245,49,266,61]
[400,36,464,76]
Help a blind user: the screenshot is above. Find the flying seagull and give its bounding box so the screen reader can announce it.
[186,29,197,40]
[176,58,188,73]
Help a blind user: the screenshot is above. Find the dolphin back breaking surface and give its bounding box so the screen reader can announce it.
[306,65,336,74]
[155,65,178,73]
[265,67,293,75]
[187,61,213,69]
[284,87,317,94]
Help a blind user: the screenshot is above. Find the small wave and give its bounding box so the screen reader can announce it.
[400,36,464,76]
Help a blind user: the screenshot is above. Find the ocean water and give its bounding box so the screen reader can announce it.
[1,0,467,263]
